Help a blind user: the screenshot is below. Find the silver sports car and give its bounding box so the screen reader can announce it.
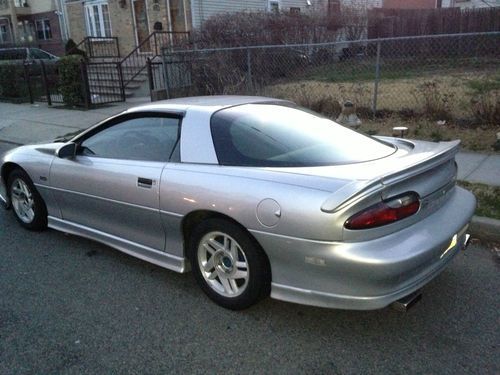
[0,96,476,310]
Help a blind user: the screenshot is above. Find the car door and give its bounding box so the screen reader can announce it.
[50,112,182,251]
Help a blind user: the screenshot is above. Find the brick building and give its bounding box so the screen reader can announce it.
[64,0,321,56]
[0,0,68,55]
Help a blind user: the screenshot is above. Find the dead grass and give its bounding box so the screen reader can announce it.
[359,116,499,153]
[458,181,500,220]
[258,69,499,153]
[262,69,497,119]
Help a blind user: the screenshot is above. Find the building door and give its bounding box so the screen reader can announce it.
[133,0,151,52]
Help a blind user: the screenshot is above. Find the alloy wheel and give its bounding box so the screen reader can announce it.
[10,178,35,224]
[197,231,250,298]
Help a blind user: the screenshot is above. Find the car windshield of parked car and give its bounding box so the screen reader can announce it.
[210,104,396,167]
[29,48,52,60]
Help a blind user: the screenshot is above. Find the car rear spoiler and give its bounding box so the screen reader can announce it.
[320,140,461,213]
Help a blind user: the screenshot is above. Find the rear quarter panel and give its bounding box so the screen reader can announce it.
[159,163,342,257]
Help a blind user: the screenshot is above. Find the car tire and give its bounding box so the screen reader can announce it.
[7,169,47,231]
[189,218,271,310]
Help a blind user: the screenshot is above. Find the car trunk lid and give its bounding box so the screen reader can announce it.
[319,138,459,213]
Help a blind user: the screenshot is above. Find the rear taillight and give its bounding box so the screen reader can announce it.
[345,192,420,230]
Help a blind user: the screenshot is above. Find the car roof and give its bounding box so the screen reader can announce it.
[125,95,291,114]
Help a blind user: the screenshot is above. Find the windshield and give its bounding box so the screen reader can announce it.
[210,104,395,167]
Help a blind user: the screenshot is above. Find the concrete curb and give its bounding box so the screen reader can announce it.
[469,216,500,243]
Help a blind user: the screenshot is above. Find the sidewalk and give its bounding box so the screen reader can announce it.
[0,101,499,187]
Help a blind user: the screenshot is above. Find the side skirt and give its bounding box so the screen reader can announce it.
[48,216,189,273]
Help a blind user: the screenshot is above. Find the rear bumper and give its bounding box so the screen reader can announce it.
[251,186,476,310]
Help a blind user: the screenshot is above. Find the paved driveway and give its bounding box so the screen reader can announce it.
[0,205,498,374]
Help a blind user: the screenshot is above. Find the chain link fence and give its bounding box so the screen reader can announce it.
[162,32,499,121]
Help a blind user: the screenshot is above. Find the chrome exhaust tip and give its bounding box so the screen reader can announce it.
[463,234,471,250]
[390,290,422,312]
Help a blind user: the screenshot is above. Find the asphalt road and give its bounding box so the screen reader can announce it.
[0,140,499,374]
[0,141,16,156]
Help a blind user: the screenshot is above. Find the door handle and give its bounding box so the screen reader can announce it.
[137,177,153,188]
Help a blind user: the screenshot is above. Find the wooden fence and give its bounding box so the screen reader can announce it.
[368,7,500,38]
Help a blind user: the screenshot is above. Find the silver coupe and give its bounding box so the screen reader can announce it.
[0,96,476,310]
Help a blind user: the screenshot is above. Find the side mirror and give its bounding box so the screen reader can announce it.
[56,142,77,159]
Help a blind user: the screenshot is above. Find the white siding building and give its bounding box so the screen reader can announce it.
[441,0,500,8]
[190,0,325,29]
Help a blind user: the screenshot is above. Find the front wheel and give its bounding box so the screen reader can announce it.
[189,218,271,310]
[8,169,47,230]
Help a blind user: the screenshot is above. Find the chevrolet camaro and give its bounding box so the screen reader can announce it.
[0,96,476,310]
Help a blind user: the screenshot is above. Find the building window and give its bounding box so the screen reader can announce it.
[290,7,300,14]
[36,19,52,40]
[14,0,28,7]
[85,2,112,37]
[269,1,280,13]
[0,25,10,43]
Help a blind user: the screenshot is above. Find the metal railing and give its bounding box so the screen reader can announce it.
[69,37,121,58]
[162,32,500,120]
[0,62,64,105]
[84,61,126,105]
[0,59,125,108]
[120,31,190,88]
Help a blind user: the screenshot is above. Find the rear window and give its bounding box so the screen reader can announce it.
[0,49,27,60]
[210,104,395,167]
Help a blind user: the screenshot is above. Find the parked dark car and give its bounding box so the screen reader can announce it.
[0,47,59,65]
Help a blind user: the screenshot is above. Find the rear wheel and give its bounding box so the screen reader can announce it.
[189,218,270,310]
[8,169,47,230]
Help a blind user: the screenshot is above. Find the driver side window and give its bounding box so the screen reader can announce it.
[80,115,180,162]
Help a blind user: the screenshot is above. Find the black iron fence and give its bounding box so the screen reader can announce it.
[0,59,126,108]
[121,31,190,88]
[85,61,126,105]
[69,37,121,58]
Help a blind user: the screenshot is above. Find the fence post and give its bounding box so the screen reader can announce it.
[117,62,126,102]
[86,38,92,58]
[40,60,52,106]
[246,48,253,94]
[372,40,381,118]
[146,58,154,101]
[116,37,121,58]
[80,60,91,109]
[154,32,158,56]
[23,63,34,104]
[162,53,171,100]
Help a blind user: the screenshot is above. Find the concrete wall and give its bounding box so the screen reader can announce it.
[28,0,57,13]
